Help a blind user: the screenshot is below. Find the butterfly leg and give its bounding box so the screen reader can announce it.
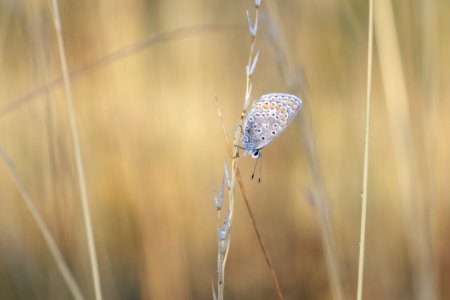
[234,124,244,136]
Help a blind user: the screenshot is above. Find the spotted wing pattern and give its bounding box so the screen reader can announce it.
[241,93,302,156]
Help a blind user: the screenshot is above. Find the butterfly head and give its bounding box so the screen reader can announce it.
[251,149,260,158]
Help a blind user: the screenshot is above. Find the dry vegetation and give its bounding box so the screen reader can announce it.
[0,0,449,299]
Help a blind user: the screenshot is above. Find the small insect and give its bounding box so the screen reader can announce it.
[241,93,302,174]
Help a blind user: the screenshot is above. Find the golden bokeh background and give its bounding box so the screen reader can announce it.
[0,0,449,299]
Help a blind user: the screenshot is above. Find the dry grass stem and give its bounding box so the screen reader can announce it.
[0,144,85,300]
[265,2,344,300]
[213,1,270,299]
[374,0,437,298]
[48,1,103,299]
[215,98,284,300]
[300,116,344,300]
[419,1,440,296]
[235,170,284,300]
[0,24,242,118]
[356,0,374,299]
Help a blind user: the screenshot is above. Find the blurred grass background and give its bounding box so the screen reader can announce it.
[0,0,449,299]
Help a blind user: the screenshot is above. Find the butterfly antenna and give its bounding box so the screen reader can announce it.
[258,152,263,183]
[251,157,259,180]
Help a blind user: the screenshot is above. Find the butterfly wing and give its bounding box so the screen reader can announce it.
[242,93,302,154]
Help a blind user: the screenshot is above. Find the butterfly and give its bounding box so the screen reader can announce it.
[241,93,302,159]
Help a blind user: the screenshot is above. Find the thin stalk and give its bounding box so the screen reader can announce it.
[217,2,261,298]
[0,144,85,300]
[356,0,374,299]
[236,170,284,300]
[264,2,344,299]
[48,1,103,299]
[216,98,283,300]
[0,24,243,118]
[419,1,439,297]
[374,0,437,298]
